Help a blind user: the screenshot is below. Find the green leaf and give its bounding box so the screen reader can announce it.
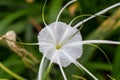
[112,39,120,80]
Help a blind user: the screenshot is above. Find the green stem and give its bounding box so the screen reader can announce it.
[42,64,53,80]
[107,75,116,80]
[0,35,38,46]
[0,62,26,80]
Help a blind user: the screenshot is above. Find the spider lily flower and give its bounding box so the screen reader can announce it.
[37,0,120,80]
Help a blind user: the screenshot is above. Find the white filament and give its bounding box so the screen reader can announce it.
[74,3,120,28]
[38,47,52,80]
[60,50,98,80]
[74,61,98,80]
[42,0,48,26]
[58,56,67,80]
[38,55,46,80]
[55,0,77,35]
[56,0,77,23]
[82,40,120,45]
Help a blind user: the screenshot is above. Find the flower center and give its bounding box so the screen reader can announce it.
[56,44,62,49]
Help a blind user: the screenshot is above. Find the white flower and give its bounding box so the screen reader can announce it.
[38,21,83,67]
[37,0,120,80]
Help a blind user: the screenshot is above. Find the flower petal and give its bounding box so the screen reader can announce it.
[74,3,120,28]
[38,55,46,80]
[60,49,98,80]
[38,21,83,67]
[56,0,77,22]
[57,57,68,80]
[38,25,56,44]
[73,61,98,80]
[82,40,120,45]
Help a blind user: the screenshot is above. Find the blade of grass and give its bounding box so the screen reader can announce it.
[112,38,120,80]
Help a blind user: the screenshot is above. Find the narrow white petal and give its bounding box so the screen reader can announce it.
[38,53,55,80]
[47,50,60,67]
[56,50,72,67]
[38,47,52,80]
[38,54,54,80]
[82,40,120,45]
[38,55,46,80]
[57,57,67,80]
[56,0,77,22]
[74,3,120,28]
[61,50,98,80]
[74,61,98,80]
[60,50,77,65]
[42,0,48,26]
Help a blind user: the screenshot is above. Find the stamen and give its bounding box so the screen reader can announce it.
[74,3,120,28]
[82,40,120,45]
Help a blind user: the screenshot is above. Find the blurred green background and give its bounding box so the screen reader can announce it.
[0,0,120,80]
